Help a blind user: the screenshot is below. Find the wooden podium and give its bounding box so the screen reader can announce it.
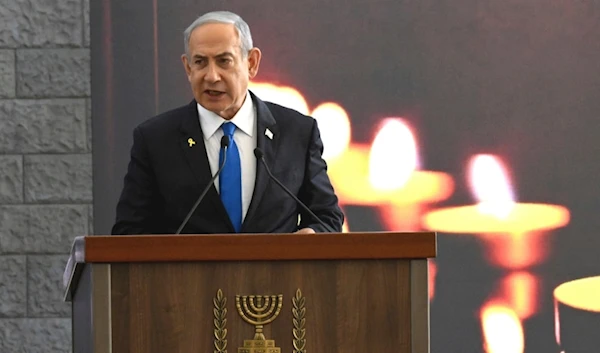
[63,232,436,353]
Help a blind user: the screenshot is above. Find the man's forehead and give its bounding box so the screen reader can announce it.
[191,23,239,42]
[189,25,241,51]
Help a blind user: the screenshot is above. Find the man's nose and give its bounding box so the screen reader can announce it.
[204,63,221,82]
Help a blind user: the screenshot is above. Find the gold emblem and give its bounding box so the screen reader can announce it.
[213,289,306,353]
[213,290,228,353]
[188,138,196,147]
[236,294,283,353]
[292,289,306,353]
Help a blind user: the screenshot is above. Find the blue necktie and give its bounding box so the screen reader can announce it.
[219,122,242,232]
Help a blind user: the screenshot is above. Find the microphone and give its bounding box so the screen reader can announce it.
[254,148,336,233]
[176,136,230,234]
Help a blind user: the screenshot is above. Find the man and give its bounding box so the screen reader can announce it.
[111,11,344,235]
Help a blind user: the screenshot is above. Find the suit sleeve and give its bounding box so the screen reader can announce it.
[111,126,164,235]
[297,119,345,232]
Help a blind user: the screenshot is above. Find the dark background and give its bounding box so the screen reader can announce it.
[92,0,600,351]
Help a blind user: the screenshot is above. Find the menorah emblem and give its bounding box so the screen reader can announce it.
[235,294,283,353]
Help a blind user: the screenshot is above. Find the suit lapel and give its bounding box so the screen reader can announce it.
[242,93,280,230]
[178,101,234,232]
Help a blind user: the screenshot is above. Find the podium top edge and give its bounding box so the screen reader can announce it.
[77,231,437,263]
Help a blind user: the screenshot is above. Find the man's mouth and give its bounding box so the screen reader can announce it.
[205,90,225,96]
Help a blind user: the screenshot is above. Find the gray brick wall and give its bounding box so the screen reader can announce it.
[0,0,91,350]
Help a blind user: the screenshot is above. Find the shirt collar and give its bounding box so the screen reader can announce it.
[197,91,255,139]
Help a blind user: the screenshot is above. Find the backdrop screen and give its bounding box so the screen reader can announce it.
[92,0,600,351]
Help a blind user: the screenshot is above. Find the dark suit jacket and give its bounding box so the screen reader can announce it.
[111,92,344,234]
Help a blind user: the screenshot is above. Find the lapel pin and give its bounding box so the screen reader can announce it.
[265,128,273,140]
[187,138,196,147]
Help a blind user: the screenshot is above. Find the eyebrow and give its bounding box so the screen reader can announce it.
[192,52,235,59]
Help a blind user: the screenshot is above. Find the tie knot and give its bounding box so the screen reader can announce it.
[222,122,236,136]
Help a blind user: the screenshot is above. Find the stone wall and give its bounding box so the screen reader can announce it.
[0,0,91,350]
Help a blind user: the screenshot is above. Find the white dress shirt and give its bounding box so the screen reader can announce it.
[197,92,257,221]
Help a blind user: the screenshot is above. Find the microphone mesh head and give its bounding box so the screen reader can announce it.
[220,135,230,148]
[254,148,264,159]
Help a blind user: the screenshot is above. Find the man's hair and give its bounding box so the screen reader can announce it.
[183,11,253,58]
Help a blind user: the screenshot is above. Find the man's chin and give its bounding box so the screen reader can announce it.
[199,102,235,120]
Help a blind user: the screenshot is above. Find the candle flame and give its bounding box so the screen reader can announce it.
[248,82,310,115]
[500,272,539,319]
[311,102,351,161]
[342,220,349,233]
[481,302,524,353]
[368,118,419,191]
[469,154,516,219]
[429,260,437,301]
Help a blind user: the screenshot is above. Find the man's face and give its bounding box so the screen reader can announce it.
[182,23,261,120]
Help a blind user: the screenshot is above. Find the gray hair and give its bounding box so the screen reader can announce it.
[183,11,253,58]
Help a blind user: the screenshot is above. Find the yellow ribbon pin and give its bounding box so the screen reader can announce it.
[188,138,196,147]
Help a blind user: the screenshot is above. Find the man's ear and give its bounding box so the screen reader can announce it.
[247,48,262,79]
[181,54,192,81]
